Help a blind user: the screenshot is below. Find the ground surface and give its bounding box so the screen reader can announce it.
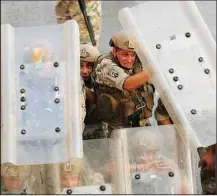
[1,1,216,194]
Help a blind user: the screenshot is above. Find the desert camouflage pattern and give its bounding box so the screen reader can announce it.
[80,77,86,131]
[1,163,35,194]
[55,0,101,46]
[94,58,129,91]
[109,30,136,52]
[93,53,155,130]
[154,98,171,122]
[80,44,99,63]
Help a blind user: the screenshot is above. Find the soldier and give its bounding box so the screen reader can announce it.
[60,159,84,189]
[55,0,101,46]
[59,157,104,192]
[92,31,155,136]
[103,130,190,194]
[80,44,106,139]
[1,163,34,194]
[155,99,216,194]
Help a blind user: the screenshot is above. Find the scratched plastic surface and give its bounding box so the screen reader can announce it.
[1,21,82,165]
[15,24,68,165]
[118,1,216,148]
[110,126,195,194]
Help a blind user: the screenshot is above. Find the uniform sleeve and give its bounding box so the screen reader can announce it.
[80,77,86,131]
[94,59,129,91]
[55,1,71,23]
[154,98,171,122]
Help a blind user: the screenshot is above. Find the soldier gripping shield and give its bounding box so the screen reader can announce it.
[103,130,190,194]
[80,44,107,139]
[55,0,101,46]
[155,99,216,194]
[129,130,190,194]
[92,31,155,137]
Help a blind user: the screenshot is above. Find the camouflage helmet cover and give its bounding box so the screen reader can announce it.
[80,44,99,63]
[109,31,136,52]
[1,163,31,180]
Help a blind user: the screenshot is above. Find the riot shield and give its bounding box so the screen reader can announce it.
[1,127,195,194]
[118,1,216,148]
[1,20,82,165]
[110,125,195,194]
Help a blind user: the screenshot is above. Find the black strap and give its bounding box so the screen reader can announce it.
[78,0,97,46]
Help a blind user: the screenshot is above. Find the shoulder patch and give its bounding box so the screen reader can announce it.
[107,67,119,78]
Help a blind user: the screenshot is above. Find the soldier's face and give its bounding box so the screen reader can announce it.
[80,61,94,81]
[61,174,79,188]
[113,48,136,69]
[2,177,23,191]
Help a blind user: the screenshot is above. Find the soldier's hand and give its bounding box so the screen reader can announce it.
[135,163,155,172]
[199,151,216,170]
[85,87,96,102]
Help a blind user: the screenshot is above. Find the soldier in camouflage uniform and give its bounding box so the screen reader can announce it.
[1,163,34,194]
[55,0,101,46]
[59,157,104,192]
[80,44,106,139]
[103,130,190,194]
[129,131,190,194]
[92,31,155,136]
[155,98,216,194]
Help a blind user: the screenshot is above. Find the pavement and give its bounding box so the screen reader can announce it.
[1,1,216,194]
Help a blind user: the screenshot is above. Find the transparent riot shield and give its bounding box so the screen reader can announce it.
[1,128,195,194]
[118,1,216,148]
[1,20,82,165]
[111,125,195,194]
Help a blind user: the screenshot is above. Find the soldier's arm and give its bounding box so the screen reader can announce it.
[55,1,71,24]
[123,71,150,91]
[94,59,130,90]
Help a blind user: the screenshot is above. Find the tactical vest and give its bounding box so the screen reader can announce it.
[93,53,155,126]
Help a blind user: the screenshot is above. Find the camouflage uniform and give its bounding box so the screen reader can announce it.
[80,44,106,139]
[92,31,155,135]
[1,163,34,194]
[80,76,86,131]
[130,131,186,194]
[55,1,101,46]
[154,98,172,122]
[59,157,104,192]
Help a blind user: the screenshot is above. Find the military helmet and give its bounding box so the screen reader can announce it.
[1,163,31,180]
[130,130,162,153]
[109,31,136,52]
[80,44,99,63]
